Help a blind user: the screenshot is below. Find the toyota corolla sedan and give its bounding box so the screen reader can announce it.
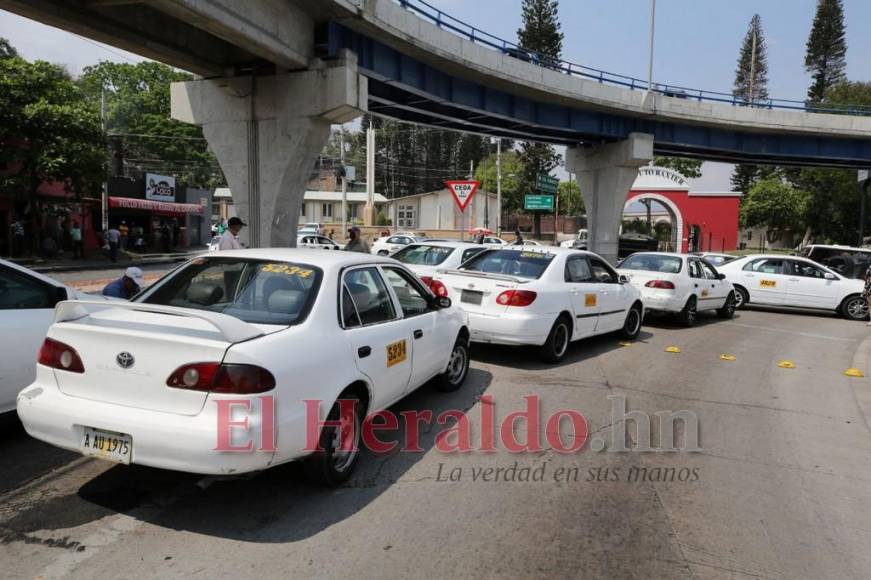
[617,252,736,326]
[391,241,487,287]
[717,254,868,321]
[17,250,470,486]
[431,247,643,363]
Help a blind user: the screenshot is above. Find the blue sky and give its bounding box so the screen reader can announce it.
[2,1,868,191]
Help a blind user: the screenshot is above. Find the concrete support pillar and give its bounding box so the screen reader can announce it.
[565,133,654,264]
[170,56,367,248]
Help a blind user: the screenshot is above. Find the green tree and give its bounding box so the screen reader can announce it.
[516,0,564,235]
[557,179,583,216]
[78,61,222,187]
[740,176,809,242]
[0,52,105,252]
[474,150,523,212]
[733,14,769,102]
[0,37,17,60]
[653,157,702,179]
[805,0,847,103]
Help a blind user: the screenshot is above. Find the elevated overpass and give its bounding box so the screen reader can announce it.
[3,0,871,261]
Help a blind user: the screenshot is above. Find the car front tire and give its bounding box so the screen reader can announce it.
[540,315,572,364]
[304,393,363,487]
[621,304,643,339]
[733,286,749,310]
[840,295,869,321]
[717,292,737,319]
[435,336,470,392]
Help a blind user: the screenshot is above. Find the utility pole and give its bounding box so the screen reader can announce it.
[365,119,375,227]
[100,85,109,234]
[647,0,656,92]
[496,139,502,236]
[340,128,347,234]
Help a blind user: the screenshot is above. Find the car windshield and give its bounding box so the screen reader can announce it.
[620,254,683,274]
[392,245,454,266]
[140,257,321,326]
[460,249,555,279]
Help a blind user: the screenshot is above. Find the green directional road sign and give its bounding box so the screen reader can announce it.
[524,194,555,211]
[536,174,559,194]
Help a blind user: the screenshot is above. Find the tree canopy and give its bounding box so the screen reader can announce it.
[733,14,769,102]
[805,0,847,102]
[740,176,809,241]
[653,157,702,180]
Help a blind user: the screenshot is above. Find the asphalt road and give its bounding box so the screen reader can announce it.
[2,307,871,579]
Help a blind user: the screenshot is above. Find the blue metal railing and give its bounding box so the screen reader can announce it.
[395,0,871,116]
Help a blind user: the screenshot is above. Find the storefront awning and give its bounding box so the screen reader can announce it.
[109,196,204,215]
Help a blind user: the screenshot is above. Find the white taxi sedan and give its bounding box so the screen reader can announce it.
[371,234,422,256]
[431,247,643,363]
[617,252,736,326]
[391,241,487,287]
[297,234,341,250]
[717,254,868,321]
[17,250,470,486]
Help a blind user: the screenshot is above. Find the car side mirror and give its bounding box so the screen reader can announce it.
[825,272,837,280]
[717,273,727,280]
[434,296,452,309]
[618,275,630,285]
[52,286,70,307]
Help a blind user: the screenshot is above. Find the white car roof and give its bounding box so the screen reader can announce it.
[200,248,394,269]
[622,252,690,260]
[404,241,484,250]
[0,258,66,289]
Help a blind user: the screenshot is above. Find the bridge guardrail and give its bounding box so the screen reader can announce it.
[396,0,871,117]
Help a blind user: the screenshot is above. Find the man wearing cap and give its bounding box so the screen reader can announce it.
[218,217,246,251]
[102,267,145,300]
[344,226,370,253]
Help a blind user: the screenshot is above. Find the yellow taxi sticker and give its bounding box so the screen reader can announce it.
[701,289,710,298]
[519,252,549,259]
[261,263,314,278]
[584,293,597,307]
[760,280,777,288]
[386,339,407,368]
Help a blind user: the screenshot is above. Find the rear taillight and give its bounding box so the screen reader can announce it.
[167,363,276,394]
[38,338,84,373]
[420,276,434,287]
[496,290,537,307]
[645,280,676,290]
[430,279,448,298]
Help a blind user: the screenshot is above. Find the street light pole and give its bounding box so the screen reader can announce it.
[647,0,656,92]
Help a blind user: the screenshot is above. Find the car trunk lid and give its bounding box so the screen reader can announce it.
[435,270,528,315]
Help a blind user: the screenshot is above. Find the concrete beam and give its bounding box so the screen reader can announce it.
[171,57,367,248]
[566,133,654,265]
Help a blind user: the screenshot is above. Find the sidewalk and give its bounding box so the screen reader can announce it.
[6,247,206,273]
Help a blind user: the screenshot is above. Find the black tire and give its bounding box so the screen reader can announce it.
[378,250,389,256]
[621,305,643,339]
[304,393,363,487]
[677,296,698,327]
[733,286,749,310]
[540,315,572,363]
[434,336,470,392]
[717,291,737,319]
[840,295,869,321]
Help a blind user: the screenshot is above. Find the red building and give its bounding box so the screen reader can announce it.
[626,167,742,253]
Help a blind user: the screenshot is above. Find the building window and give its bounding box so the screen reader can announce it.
[349,204,358,219]
[398,204,415,228]
[300,203,306,217]
[322,203,333,218]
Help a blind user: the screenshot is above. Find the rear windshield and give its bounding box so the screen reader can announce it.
[620,254,683,274]
[460,249,555,279]
[392,245,454,266]
[140,257,321,325]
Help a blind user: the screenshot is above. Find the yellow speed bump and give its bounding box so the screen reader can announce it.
[665,346,681,354]
[845,368,865,378]
[719,354,737,362]
[618,341,634,347]
[778,360,796,369]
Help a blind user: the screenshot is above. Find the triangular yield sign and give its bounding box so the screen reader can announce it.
[445,180,480,213]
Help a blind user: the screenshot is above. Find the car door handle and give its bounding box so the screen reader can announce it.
[414,329,423,339]
[789,278,800,282]
[357,346,371,358]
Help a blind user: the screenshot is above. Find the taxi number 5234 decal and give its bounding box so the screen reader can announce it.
[386,339,407,367]
[759,280,777,288]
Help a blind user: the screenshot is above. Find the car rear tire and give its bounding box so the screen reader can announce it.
[540,315,572,364]
[733,286,749,310]
[434,337,470,392]
[303,393,363,487]
[840,295,869,321]
[677,296,698,327]
[620,305,643,339]
[717,292,737,319]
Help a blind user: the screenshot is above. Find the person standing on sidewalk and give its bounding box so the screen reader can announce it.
[70,222,84,259]
[106,225,121,263]
[119,221,129,250]
[10,218,24,257]
[217,217,246,251]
